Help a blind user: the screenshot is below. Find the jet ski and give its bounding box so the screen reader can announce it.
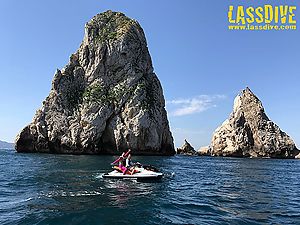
[104,150,163,180]
[102,165,163,180]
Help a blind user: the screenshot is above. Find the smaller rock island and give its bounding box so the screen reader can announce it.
[201,87,299,158]
[177,139,197,155]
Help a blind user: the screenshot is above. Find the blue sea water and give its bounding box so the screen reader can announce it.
[1,149,300,225]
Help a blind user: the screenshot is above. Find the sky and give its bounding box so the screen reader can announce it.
[0,0,299,149]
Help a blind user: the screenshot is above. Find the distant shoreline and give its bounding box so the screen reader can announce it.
[0,140,14,149]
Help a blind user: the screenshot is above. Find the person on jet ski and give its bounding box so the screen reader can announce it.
[125,153,137,175]
[118,152,128,174]
[126,153,133,167]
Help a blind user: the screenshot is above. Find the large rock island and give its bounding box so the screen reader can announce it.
[16,10,175,155]
[202,88,299,158]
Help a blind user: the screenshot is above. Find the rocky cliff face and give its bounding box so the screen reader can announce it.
[15,10,175,155]
[177,139,196,155]
[208,88,299,158]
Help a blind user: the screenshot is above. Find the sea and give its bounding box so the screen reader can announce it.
[1,149,300,225]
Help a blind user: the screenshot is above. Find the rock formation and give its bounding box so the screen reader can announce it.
[206,87,299,158]
[15,10,175,155]
[197,146,210,156]
[177,139,196,155]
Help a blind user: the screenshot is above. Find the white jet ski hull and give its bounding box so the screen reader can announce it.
[102,168,163,180]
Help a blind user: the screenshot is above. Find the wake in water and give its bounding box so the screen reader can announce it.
[40,190,104,198]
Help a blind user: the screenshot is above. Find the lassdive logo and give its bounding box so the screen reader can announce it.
[228,5,297,31]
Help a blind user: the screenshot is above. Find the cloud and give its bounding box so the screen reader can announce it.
[166,95,226,117]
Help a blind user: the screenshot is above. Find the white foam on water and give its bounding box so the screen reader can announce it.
[42,190,103,198]
[95,173,105,179]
